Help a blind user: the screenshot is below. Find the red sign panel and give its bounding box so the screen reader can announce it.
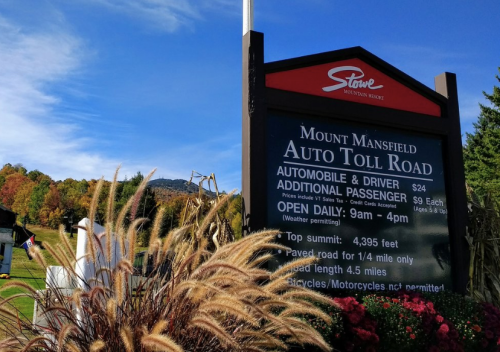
[266,58,441,117]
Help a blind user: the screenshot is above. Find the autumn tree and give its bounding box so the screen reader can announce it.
[0,164,219,239]
[11,180,36,220]
[79,179,110,224]
[0,173,30,209]
[39,184,63,228]
[0,164,18,177]
[0,163,21,197]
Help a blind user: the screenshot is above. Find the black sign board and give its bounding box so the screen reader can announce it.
[267,112,451,292]
[242,31,467,293]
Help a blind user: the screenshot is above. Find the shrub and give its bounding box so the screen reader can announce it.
[363,294,424,352]
[311,290,500,352]
[0,169,333,352]
[333,296,378,352]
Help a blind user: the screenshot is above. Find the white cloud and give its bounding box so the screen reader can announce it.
[0,2,242,186]
[0,16,127,181]
[459,94,483,123]
[83,0,241,32]
[458,96,481,141]
[85,0,202,32]
[201,0,241,15]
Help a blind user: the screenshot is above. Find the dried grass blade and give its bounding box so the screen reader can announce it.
[141,334,183,352]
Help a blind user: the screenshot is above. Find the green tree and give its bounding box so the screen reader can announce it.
[27,170,45,182]
[13,163,27,176]
[116,172,156,219]
[464,68,500,200]
[57,178,86,222]
[160,194,190,232]
[114,172,156,244]
[28,178,51,224]
[115,172,144,210]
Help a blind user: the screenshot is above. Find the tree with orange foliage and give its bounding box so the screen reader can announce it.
[79,179,110,223]
[11,179,36,219]
[39,184,63,228]
[0,172,30,209]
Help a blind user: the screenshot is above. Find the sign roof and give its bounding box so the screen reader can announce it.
[265,47,443,117]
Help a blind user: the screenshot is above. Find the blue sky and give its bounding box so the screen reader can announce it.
[0,0,499,192]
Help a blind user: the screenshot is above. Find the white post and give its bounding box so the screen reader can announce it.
[243,0,254,35]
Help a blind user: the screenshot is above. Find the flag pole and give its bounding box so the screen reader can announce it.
[243,0,254,35]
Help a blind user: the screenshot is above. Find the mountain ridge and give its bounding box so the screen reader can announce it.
[148,178,216,196]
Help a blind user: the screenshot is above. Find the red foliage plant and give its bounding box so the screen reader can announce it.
[395,291,464,352]
[333,296,379,351]
[479,303,500,350]
[0,173,29,208]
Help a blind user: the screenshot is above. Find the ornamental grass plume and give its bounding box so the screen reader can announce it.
[0,168,333,352]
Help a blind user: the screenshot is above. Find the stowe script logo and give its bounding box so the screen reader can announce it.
[322,66,383,92]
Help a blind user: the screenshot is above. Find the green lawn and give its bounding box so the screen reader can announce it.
[0,224,149,342]
[0,226,78,321]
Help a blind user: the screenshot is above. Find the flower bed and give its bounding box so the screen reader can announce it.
[309,290,500,352]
